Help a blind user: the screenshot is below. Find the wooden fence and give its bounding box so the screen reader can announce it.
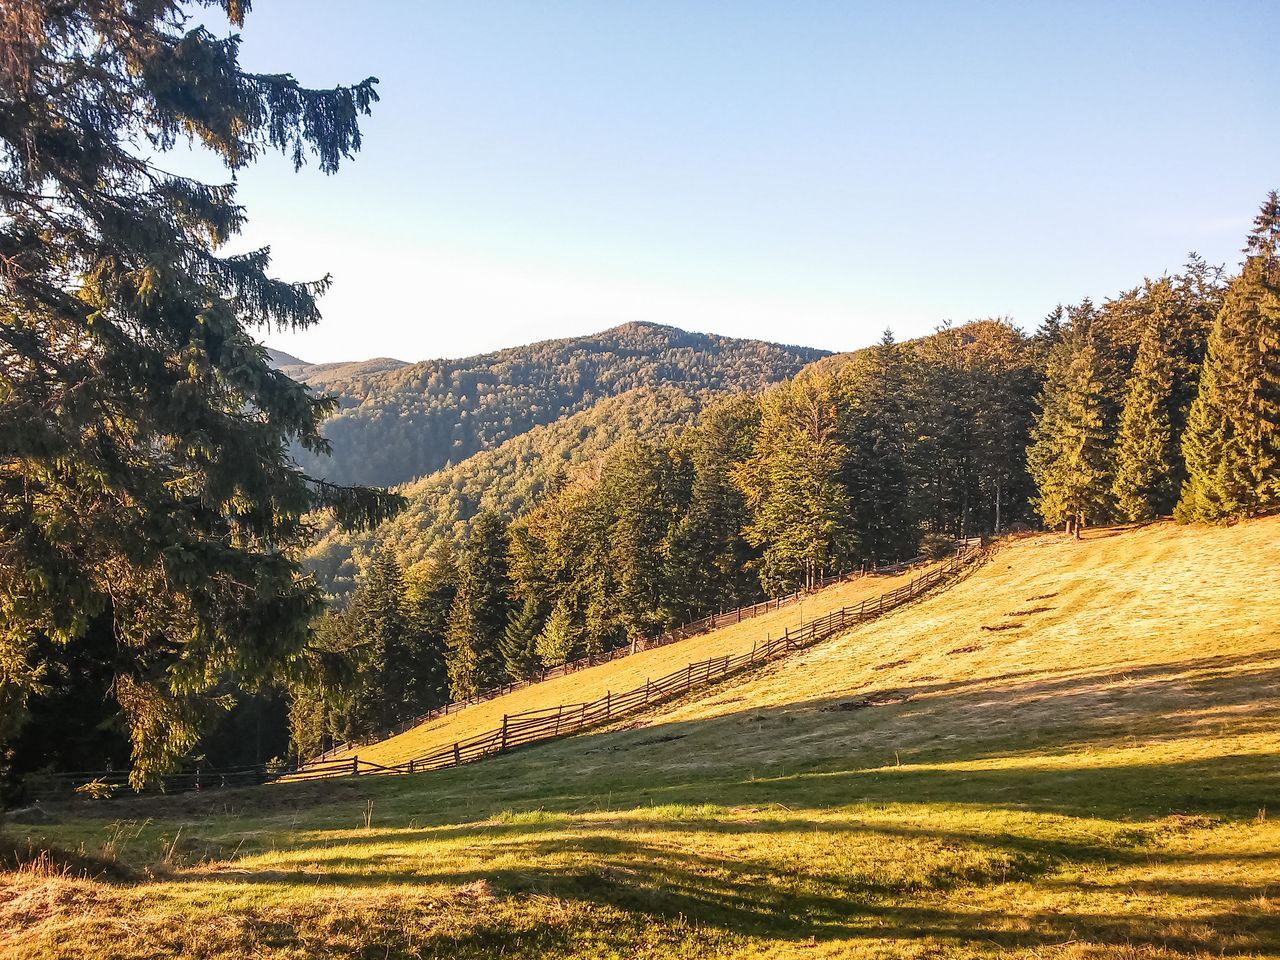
[287,542,989,782]
[299,552,942,762]
[305,551,943,763]
[39,542,988,798]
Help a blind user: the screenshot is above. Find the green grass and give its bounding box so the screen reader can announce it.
[4,519,1279,959]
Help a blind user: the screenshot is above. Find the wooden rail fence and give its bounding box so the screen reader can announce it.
[39,542,988,798]
[285,542,989,783]
[305,550,949,763]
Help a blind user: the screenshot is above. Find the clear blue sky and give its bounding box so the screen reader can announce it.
[207,1,1277,363]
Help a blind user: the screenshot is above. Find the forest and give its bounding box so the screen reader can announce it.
[281,202,1280,761]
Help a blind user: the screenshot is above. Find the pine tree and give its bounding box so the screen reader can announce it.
[670,395,761,618]
[444,583,486,702]
[344,552,411,732]
[402,543,457,710]
[1177,193,1280,521]
[1112,297,1178,520]
[734,372,853,592]
[444,512,512,697]
[0,3,401,782]
[499,595,543,682]
[1027,307,1114,536]
[534,601,580,669]
[843,331,917,559]
[602,441,680,641]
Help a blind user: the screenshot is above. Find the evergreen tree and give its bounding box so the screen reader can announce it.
[499,595,543,682]
[1027,306,1114,536]
[843,331,917,559]
[401,542,457,709]
[340,552,411,734]
[734,372,853,592]
[444,585,486,701]
[444,512,512,697]
[670,396,761,618]
[601,441,681,641]
[0,2,400,782]
[1112,298,1178,520]
[1178,193,1280,520]
[535,601,580,669]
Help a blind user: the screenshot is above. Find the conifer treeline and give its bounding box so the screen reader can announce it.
[290,195,1280,761]
[1029,196,1280,532]
[289,318,1044,756]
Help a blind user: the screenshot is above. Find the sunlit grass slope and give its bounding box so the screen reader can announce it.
[6,518,1279,960]
[325,565,931,767]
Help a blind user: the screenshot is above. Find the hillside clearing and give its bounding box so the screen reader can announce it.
[4,519,1279,959]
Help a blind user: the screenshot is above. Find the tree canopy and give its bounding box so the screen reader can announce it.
[0,0,401,782]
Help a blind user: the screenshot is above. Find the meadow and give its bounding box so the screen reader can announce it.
[4,519,1278,959]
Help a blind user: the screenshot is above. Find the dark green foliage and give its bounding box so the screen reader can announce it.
[1027,305,1114,535]
[500,595,543,682]
[3,615,128,783]
[599,441,684,641]
[1112,292,1179,521]
[0,0,401,783]
[285,543,456,759]
[734,370,855,593]
[445,513,512,698]
[1178,194,1280,520]
[401,543,457,707]
[841,331,917,561]
[291,323,828,488]
[668,396,763,619]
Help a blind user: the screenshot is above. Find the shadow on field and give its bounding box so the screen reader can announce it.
[183,800,1278,955]
[20,647,1280,956]
[77,650,1280,830]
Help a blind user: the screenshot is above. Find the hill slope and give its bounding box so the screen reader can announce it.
[292,322,828,489]
[8,519,1278,959]
[320,563,937,766]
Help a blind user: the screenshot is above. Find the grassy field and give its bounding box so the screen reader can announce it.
[321,565,933,767]
[4,518,1279,959]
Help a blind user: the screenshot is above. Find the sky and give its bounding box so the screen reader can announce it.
[196,1,1277,364]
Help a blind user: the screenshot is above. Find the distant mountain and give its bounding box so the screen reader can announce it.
[291,322,828,489]
[266,347,309,368]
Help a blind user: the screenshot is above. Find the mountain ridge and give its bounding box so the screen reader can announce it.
[291,322,829,489]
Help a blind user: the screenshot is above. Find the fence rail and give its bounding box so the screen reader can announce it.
[36,542,989,799]
[306,551,945,763]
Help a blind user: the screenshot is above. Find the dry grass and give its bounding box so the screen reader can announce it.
[4,519,1279,959]
[326,565,933,767]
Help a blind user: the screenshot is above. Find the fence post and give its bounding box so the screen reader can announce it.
[453,742,461,766]
[408,759,416,775]
[352,756,359,777]
[605,691,611,719]
[500,715,509,752]
[645,678,651,706]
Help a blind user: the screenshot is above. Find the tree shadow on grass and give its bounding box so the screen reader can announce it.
[179,816,1278,957]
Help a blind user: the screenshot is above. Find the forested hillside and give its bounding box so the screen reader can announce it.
[291,206,1270,761]
[290,322,828,488]
[306,385,710,594]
